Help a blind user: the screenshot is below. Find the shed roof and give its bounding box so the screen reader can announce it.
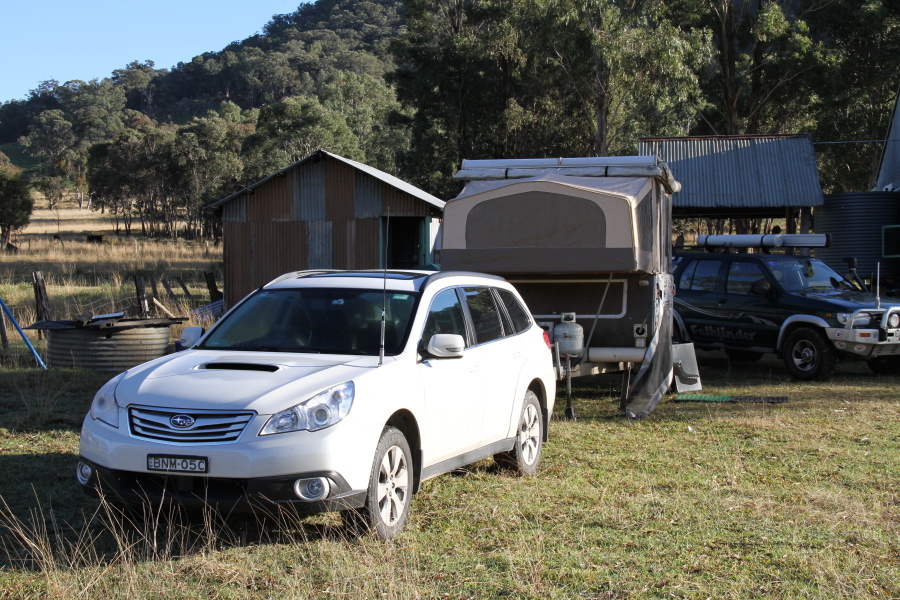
[638,135,823,211]
[206,150,445,212]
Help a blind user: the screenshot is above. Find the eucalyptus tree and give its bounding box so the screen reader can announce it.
[0,153,33,246]
[171,102,253,238]
[391,0,709,196]
[241,95,362,180]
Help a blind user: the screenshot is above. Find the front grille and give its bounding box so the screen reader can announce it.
[129,405,255,444]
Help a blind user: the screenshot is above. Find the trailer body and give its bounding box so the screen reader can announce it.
[440,157,697,418]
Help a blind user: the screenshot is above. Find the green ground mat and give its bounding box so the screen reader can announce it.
[674,394,788,404]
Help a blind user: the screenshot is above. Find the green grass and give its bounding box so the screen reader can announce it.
[0,352,897,599]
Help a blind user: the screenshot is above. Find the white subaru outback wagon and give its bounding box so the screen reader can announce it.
[77,270,556,538]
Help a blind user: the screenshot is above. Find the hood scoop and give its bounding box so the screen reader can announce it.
[201,362,281,373]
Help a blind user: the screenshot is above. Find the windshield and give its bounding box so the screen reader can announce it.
[767,258,860,293]
[200,288,419,355]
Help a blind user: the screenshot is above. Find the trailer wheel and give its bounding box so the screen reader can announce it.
[783,327,836,381]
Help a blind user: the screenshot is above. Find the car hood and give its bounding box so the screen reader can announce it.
[113,350,381,413]
[792,289,900,311]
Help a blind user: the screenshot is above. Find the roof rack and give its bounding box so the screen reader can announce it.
[695,234,831,249]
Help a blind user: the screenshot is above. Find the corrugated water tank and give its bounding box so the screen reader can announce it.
[815,192,900,282]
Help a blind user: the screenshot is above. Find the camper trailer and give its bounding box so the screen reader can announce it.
[440,156,699,418]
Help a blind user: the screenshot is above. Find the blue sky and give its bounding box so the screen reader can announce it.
[1,0,304,102]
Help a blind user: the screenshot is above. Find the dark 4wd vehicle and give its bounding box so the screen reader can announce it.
[673,252,900,380]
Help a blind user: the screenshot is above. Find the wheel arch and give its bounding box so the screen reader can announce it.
[385,409,422,493]
[527,379,550,442]
[777,315,830,353]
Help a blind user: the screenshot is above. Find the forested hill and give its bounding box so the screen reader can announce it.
[0,0,404,141]
[0,0,898,241]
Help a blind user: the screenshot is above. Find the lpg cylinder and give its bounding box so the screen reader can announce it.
[553,313,584,356]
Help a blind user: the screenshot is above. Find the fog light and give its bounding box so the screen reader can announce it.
[294,477,330,501]
[76,462,93,485]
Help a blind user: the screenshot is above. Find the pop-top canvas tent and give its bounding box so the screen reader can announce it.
[440,156,685,419]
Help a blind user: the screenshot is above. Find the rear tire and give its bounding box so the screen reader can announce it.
[783,327,836,381]
[867,356,900,376]
[494,390,543,476]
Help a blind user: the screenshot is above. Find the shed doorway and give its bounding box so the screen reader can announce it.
[383,217,427,269]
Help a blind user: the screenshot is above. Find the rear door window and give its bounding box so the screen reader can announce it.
[462,287,505,344]
[679,259,722,292]
[496,288,531,334]
[726,261,767,295]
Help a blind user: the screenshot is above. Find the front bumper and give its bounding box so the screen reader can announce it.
[825,326,900,357]
[77,457,367,512]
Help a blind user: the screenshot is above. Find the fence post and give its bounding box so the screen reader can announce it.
[0,305,8,349]
[32,271,52,340]
[174,277,193,300]
[204,272,223,303]
[134,276,150,319]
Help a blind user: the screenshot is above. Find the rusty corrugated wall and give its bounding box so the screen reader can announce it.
[220,153,443,308]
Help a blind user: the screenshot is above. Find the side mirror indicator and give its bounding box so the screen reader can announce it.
[426,334,465,358]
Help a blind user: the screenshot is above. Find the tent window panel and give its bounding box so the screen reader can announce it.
[636,190,653,254]
[465,193,605,248]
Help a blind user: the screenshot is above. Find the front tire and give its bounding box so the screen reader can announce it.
[345,426,412,539]
[495,390,543,476]
[783,327,836,381]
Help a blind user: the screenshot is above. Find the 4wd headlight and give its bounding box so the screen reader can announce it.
[888,313,900,329]
[89,373,124,428]
[260,381,355,435]
[837,313,872,327]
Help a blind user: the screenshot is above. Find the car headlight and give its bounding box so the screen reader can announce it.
[889,313,900,329]
[836,312,871,327]
[260,381,355,435]
[89,373,124,428]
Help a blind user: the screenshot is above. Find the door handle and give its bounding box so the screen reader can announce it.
[718,298,727,305]
[470,363,481,372]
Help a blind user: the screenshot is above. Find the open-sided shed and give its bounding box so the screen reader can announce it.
[207,151,444,307]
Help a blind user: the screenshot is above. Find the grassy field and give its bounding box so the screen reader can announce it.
[0,206,898,598]
[1,206,222,367]
[0,354,897,599]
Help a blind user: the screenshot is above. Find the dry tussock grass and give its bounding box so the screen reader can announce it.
[1,206,222,346]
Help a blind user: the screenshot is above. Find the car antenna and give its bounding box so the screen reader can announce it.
[379,207,390,367]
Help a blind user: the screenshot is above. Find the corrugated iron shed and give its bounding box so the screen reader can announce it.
[207,151,445,307]
[639,135,823,216]
[206,150,444,212]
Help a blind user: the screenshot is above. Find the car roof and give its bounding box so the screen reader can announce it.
[263,270,506,293]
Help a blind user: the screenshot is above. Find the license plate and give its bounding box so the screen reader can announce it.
[147,455,208,473]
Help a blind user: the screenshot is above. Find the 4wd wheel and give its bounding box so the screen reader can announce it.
[867,356,900,376]
[783,327,836,381]
[724,349,764,362]
[494,390,543,476]
[345,427,412,539]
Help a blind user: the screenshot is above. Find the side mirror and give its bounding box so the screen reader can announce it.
[177,326,205,350]
[750,280,772,298]
[425,334,465,358]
